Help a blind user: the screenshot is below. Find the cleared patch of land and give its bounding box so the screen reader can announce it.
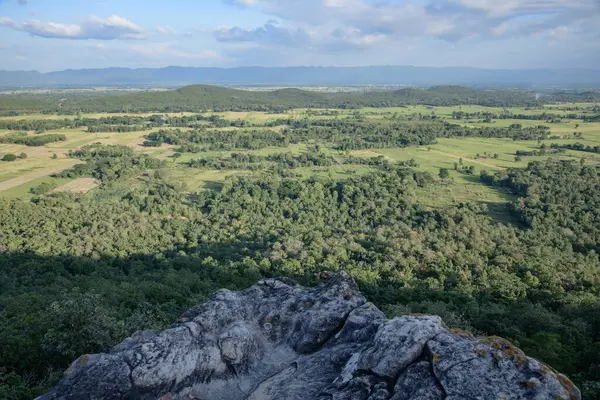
[53,178,99,193]
[0,161,78,193]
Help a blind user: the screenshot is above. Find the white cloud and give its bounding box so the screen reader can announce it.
[0,15,145,40]
[213,0,600,68]
[223,0,260,7]
[451,0,596,17]
[214,21,309,46]
[156,26,177,35]
[219,0,600,45]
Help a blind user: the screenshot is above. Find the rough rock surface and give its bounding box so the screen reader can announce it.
[39,273,581,400]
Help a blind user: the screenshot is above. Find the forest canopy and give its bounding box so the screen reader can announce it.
[1,160,600,398]
[0,85,553,114]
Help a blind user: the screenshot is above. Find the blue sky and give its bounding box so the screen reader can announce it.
[0,0,598,72]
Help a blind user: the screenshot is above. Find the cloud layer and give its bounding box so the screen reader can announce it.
[218,0,599,46]
[0,0,598,71]
[0,15,144,40]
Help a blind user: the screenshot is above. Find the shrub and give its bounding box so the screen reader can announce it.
[2,153,17,162]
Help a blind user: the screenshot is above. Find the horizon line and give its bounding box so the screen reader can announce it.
[2,65,600,74]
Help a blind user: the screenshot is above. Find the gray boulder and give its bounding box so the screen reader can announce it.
[39,272,581,400]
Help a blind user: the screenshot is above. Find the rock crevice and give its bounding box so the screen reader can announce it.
[39,273,581,400]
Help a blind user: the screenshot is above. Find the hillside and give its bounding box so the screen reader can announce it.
[0,85,542,114]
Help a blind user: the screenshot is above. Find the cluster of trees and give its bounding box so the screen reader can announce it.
[29,181,58,195]
[443,123,551,141]
[87,125,147,133]
[144,128,287,151]
[344,155,391,166]
[187,150,338,171]
[451,110,580,122]
[551,142,600,154]
[473,152,499,160]
[0,116,151,132]
[53,144,164,183]
[515,147,566,157]
[456,164,476,174]
[266,151,337,168]
[0,132,66,146]
[342,156,420,170]
[482,161,600,253]
[0,118,85,132]
[2,162,600,397]
[0,114,251,134]
[85,114,251,132]
[188,153,264,170]
[583,114,600,122]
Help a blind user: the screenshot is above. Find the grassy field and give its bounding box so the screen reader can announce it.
[54,178,99,194]
[1,103,599,215]
[1,176,73,199]
[166,168,251,192]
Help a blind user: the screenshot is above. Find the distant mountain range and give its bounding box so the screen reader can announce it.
[0,66,599,89]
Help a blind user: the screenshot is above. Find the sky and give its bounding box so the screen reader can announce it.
[0,0,598,72]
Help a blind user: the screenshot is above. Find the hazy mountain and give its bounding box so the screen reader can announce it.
[0,70,48,87]
[0,66,599,89]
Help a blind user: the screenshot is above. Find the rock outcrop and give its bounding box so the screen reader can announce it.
[39,273,581,400]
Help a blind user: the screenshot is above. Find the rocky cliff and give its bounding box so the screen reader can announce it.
[39,273,580,400]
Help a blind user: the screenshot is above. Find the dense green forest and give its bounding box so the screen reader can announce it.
[0,85,567,114]
[1,156,600,397]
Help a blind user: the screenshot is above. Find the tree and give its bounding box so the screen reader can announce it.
[439,168,450,179]
[493,153,499,159]
[453,162,459,170]
[515,155,523,162]
[2,153,17,162]
[51,153,58,159]
[41,290,121,363]
[19,152,27,159]
[459,158,464,165]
